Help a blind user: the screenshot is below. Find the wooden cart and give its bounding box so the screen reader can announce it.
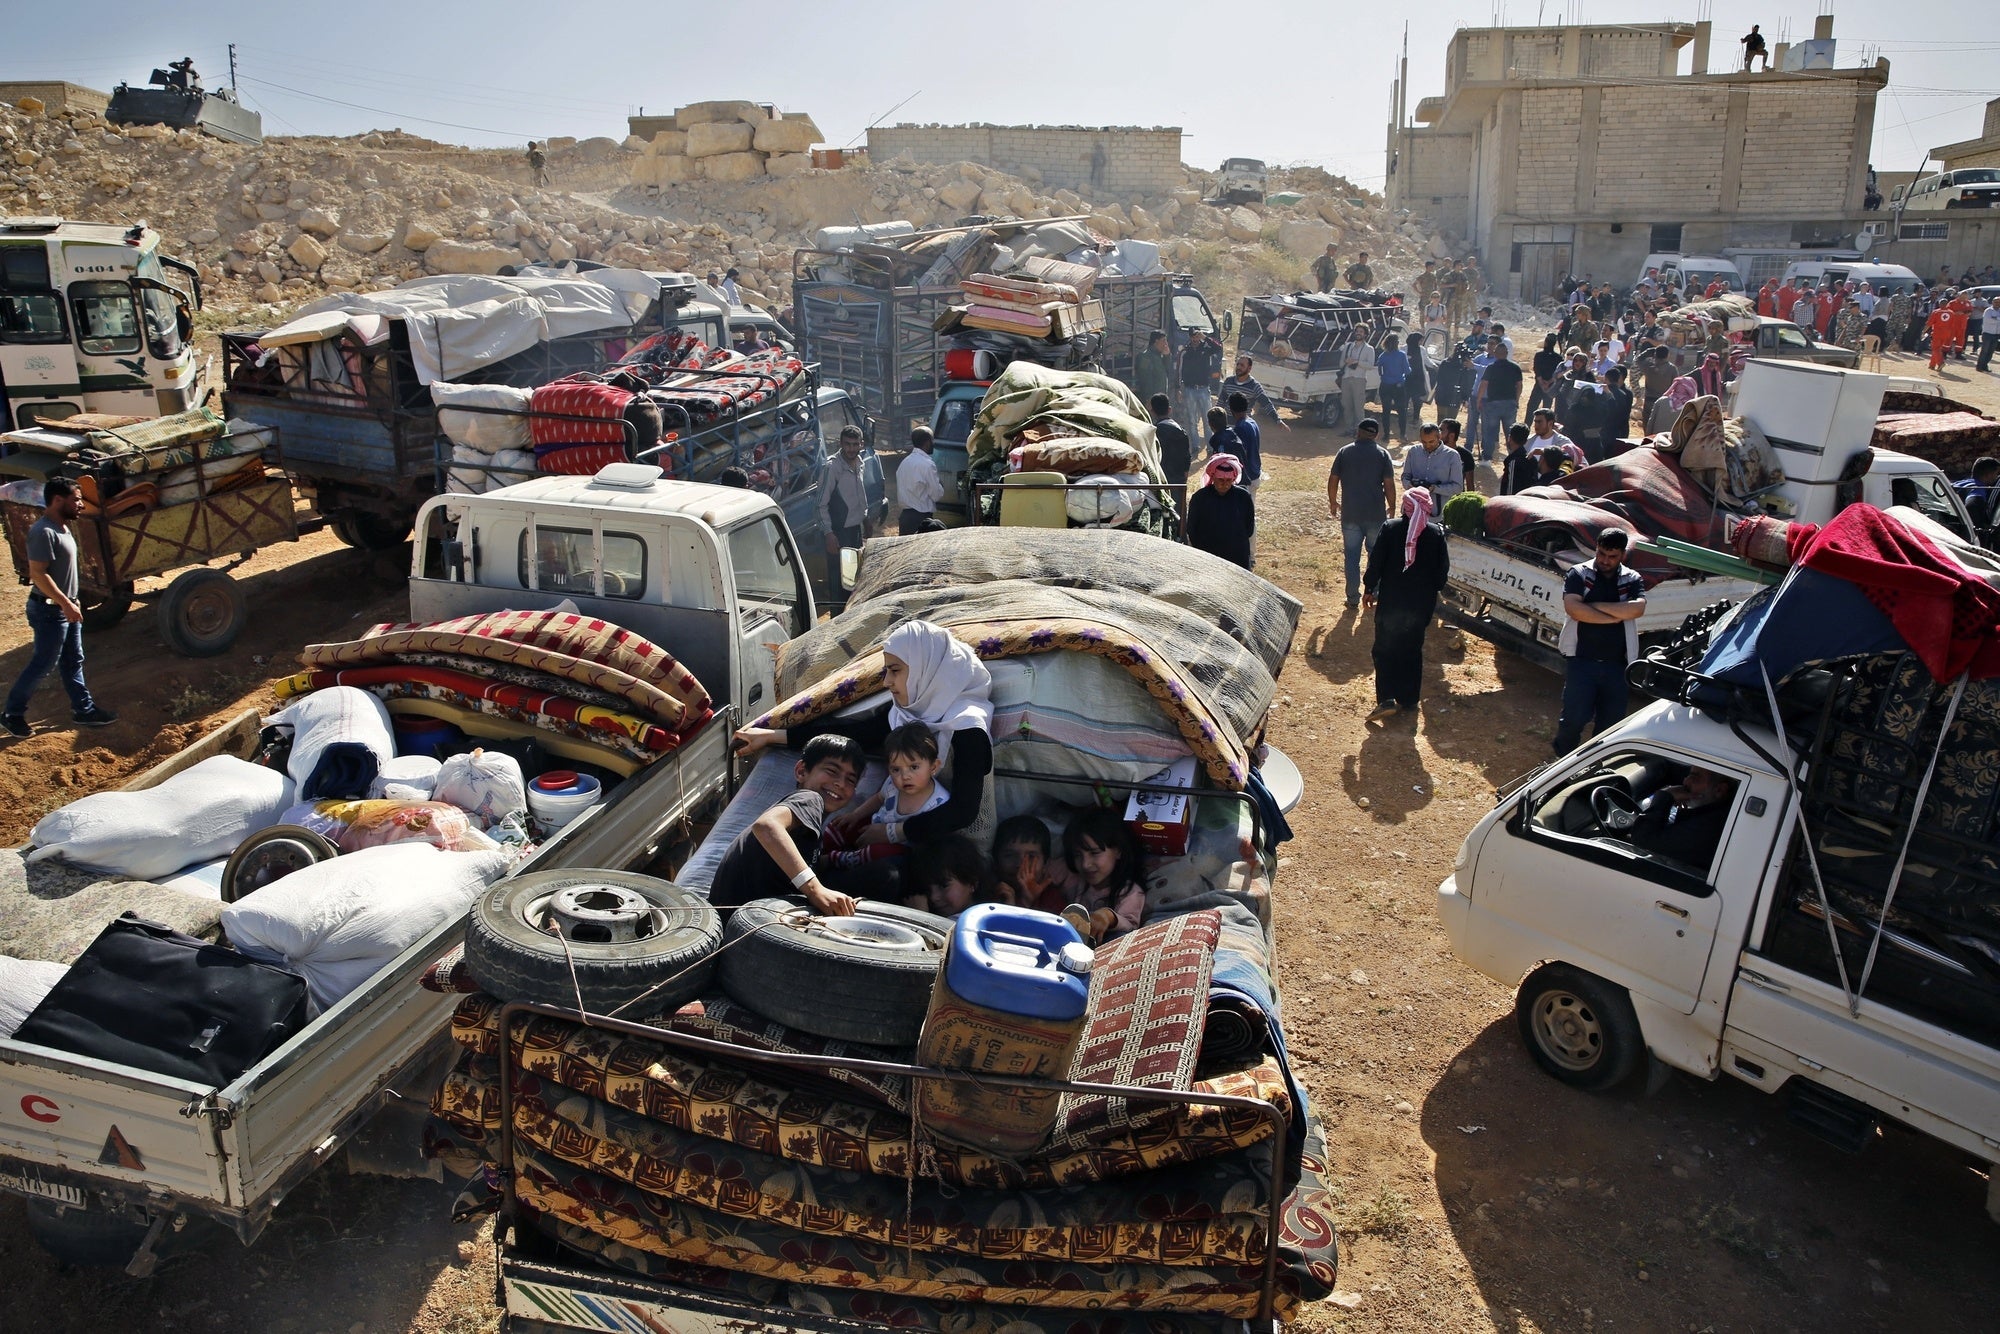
[2,427,299,656]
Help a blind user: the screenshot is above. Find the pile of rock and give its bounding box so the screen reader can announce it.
[629,101,823,188]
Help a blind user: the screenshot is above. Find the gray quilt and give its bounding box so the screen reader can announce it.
[0,849,223,965]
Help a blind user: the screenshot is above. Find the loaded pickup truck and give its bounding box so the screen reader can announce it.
[1438,502,2000,1221]
[0,467,819,1272]
[1443,361,1976,672]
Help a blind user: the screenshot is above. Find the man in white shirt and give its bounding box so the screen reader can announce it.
[1530,409,1586,468]
[721,268,743,305]
[895,425,946,534]
[1852,282,1878,318]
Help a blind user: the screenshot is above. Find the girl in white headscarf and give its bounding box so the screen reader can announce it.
[736,619,997,849]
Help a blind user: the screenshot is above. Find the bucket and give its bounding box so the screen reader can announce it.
[915,904,1092,1156]
[393,715,462,759]
[943,348,997,381]
[526,769,603,835]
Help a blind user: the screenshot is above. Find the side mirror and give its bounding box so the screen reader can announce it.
[1222,311,1235,335]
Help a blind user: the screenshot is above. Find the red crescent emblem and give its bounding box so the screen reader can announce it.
[20,1096,60,1123]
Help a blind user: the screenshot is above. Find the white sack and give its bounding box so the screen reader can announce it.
[268,687,395,801]
[1066,473,1148,527]
[27,754,296,880]
[434,749,527,830]
[0,956,69,1038]
[431,382,533,453]
[368,755,442,800]
[445,442,536,495]
[222,843,511,1010]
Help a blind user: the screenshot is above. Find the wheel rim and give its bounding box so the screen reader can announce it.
[526,887,680,945]
[182,584,237,639]
[1531,989,1604,1071]
[808,916,930,951]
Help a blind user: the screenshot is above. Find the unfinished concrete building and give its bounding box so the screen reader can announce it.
[1386,15,1895,298]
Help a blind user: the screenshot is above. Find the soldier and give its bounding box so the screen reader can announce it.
[526,141,548,187]
[1884,288,1914,352]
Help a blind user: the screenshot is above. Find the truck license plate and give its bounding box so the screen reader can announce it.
[0,1168,85,1206]
[1487,605,1534,637]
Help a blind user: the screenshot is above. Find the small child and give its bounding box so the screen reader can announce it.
[992,814,1076,912]
[1060,807,1147,942]
[820,722,949,871]
[906,835,994,918]
[709,733,867,917]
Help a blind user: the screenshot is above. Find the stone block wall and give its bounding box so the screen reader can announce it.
[1739,85,1862,214]
[1516,89,1584,205]
[0,82,109,115]
[866,124,1183,194]
[1592,86,1731,213]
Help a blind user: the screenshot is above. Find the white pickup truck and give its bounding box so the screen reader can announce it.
[0,467,816,1270]
[1442,362,1978,672]
[1438,525,2000,1222]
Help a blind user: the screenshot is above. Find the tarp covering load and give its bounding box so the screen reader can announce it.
[963,362,1163,481]
[1480,446,1727,585]
[765,528,1302,787]
[288,272,663,385]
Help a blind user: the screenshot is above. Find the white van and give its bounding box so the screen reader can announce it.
[1897,168,2000,211]
[1780,258,1921,295]
[1634,254,1741,294]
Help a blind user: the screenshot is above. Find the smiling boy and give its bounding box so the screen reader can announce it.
[711,734,868,915]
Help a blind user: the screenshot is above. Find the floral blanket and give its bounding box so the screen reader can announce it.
[443,994,1289,1190]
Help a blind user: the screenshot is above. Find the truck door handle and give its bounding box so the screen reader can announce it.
[1655,900,1690,919]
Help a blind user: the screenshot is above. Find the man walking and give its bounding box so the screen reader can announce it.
[1312,245,1341,293]
[5,479,117,737]
[1553,528,1647,756]
[1225,393,1264,493]
[1150,393,1192,490]
[895,425,945,535]
[817,426,873,592]
[525,141,548,187]
[1472,336,1523,463]
[1220,355,1288,430]
[1327,419,1397,612]
[1363,488,1450,724]
[1135,330,1174,405]
[1978,300,2000,373]
[1339,335,1374,434]
[1401,422,1463,503]
[1179,328,1223,435]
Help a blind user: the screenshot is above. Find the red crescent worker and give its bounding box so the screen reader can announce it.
[1928,301,1964,371]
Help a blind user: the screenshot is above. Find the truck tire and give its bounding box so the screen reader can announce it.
[156,568,247,657]
[1515,964,1644,1092]
[81,582,135,632]
[717,897,949,1046]
[25,1200,156,1270]
[333,510,414,551]
[464,871,721,1016]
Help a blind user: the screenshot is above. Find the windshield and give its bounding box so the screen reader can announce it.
[1950,170,2000,186]
[1172,294,1214,334]
[1221,159,1265,172]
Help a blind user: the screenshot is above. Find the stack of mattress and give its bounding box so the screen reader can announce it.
[950,272,1104,340]
[426,904,1336,1331]
[1871,396,2000,478]
[277,610,713,776]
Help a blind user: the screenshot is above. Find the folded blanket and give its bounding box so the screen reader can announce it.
[275,665,690,752]
[447,990,1290,1190]
[302,609,711,728]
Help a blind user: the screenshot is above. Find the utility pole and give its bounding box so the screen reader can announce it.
[228,43,240,94]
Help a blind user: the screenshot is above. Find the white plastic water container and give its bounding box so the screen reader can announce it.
[526,771,603,836]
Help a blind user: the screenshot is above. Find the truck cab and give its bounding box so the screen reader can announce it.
[1744,316,1859,368]
[0,217,203,429]
[412,467,813,723]
[1216,158,1269,204]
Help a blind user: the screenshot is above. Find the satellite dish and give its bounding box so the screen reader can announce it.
[1855,232,1875,252]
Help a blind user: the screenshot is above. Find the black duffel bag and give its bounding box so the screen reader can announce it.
[13,914,311,1088]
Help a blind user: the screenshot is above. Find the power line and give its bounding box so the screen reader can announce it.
[232,44,634,118]
[235,75,535,140]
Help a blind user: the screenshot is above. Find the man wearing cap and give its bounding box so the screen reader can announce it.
[1328,419,1398,612]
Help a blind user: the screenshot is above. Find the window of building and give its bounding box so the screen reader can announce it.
[1650,223,1683,251]
[1898,222,1949,241]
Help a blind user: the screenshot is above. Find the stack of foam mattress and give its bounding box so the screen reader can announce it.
[426,903,1335,1331]
[1870,394,2000,478]
[277,610,713,775]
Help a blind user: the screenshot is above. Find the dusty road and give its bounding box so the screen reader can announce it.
[3,344,1997,1331]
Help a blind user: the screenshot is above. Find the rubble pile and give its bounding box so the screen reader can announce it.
[2,93,1461,324]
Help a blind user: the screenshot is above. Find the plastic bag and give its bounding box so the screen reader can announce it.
[368,755,441,800]
[431,382,533,453]
[280,799,497,853]
[267,687,395,801]
[1065,473,1147,527]
[433,749,527,830]
[28,754,295,880]
[223,843,512,1011]
[0,956,68,1038]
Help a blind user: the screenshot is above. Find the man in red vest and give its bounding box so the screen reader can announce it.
[1774,278,1802,323]
[1756,280,1778,317]
[1928,301,1965,371]
[1814,286,1839,338]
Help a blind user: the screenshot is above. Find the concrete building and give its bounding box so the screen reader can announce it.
[1386,15,1899,300]
[1930,99,2000,174]
[0,82,110,115]
[865,124,1182,196]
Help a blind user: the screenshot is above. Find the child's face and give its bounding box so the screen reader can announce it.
[796,758,861,811]
[995,837,1048,893]
[887,750,941,799]
[1073,838,1117,890]
[929,875,978,917]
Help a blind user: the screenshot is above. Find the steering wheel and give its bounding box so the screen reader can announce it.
[1591,784,1639,832]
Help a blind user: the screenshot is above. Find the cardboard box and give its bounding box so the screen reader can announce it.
[1124,757,1198,856]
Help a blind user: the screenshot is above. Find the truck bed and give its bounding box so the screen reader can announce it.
[0,711,732,1242]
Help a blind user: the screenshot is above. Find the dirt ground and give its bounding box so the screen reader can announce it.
[3,346,1998,1331]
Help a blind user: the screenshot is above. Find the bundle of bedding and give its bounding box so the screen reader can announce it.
[291,610,711,771]
[1871,410,2000,479]
[426,908,1332,1323]
[641,351,805,428]
[1481,445,1729,586]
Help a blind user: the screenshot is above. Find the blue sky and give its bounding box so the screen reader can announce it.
[4,2,1993,183]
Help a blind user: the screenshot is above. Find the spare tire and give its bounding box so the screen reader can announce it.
[464,871,720,1016]
[718,897,949,1046]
